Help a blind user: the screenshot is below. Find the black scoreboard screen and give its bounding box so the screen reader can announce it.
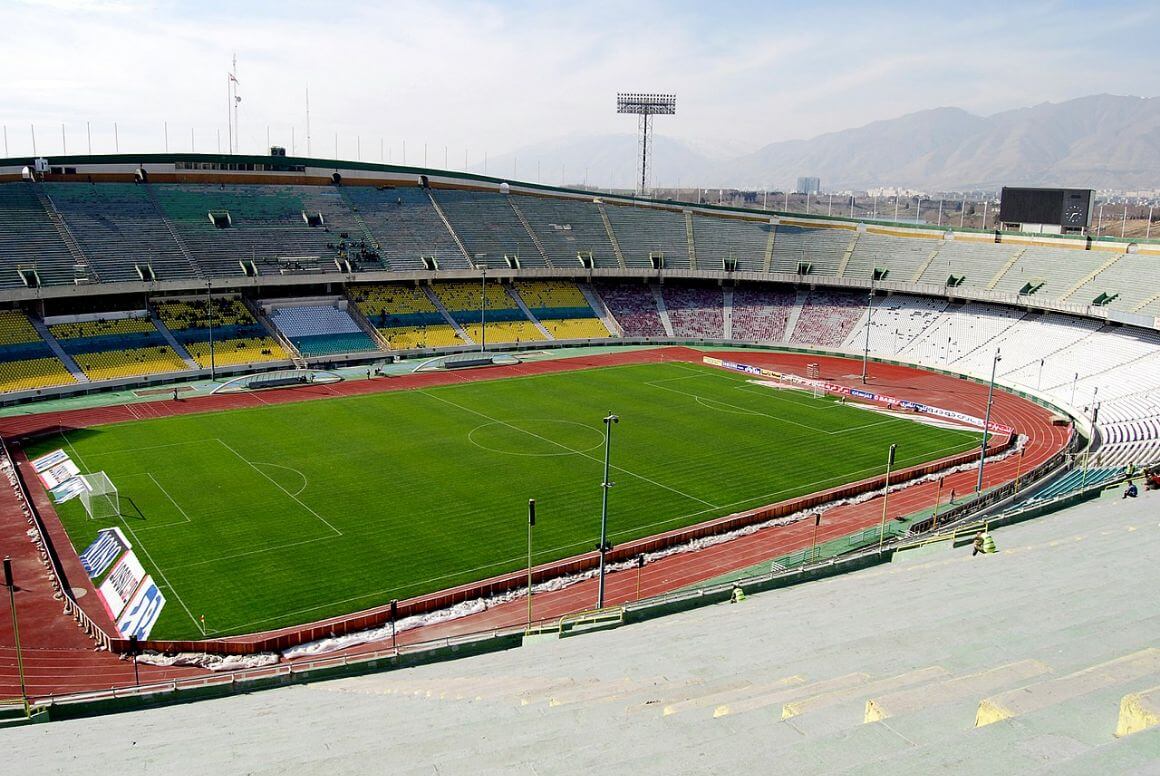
[999,187,1092,230]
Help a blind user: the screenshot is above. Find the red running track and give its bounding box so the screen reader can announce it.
[0,347,1069,698]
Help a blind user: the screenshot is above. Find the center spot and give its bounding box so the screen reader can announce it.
[468,419,606,457]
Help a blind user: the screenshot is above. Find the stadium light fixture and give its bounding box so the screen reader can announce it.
[616,93,676,195]
[527,499,536,630]
[877,445,897,551]
[861,283,875,384]
[3,557,29,717]
[975,349,1002,493]
[596,412,619,609]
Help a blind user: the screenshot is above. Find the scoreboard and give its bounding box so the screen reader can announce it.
[998,187,1093,234]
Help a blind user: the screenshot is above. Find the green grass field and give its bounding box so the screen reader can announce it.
[34,361,981,640]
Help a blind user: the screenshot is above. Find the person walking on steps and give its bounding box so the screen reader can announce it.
[972,532,984,556]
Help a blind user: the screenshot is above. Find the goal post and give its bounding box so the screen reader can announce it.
[806,363,824,399]
[79,471,120,520]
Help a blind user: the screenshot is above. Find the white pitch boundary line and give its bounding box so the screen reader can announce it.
[215,439,343,537]
[420,389,720,510]
[57,429,205,633]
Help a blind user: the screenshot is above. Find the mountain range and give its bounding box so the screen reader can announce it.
[474,95,1160,192]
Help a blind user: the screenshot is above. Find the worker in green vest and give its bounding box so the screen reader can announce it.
[982,532,997,554]
[730,583,747,604]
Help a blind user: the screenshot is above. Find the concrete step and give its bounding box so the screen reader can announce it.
[866,659,1052,722]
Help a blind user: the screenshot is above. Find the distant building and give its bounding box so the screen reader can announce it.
[796,177,821,195]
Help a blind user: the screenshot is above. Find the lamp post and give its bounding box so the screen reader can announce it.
[975,349,1002,493]
[596,412,618,609]
[861,284,874,384]
[526,499,535,629]
[389,598,398,652]
[810,513,821,562]
[878,444,897,551]
[477,260,487,353]
[3,557,29,717]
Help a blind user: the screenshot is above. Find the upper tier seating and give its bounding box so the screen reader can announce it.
[267,304,379,357]
[432,190,546,267]
[603,204,689,268]
[771,226,850,276]
[149,184,363,277]
[155,298,287,368]
[987,245,1104,298]
[0,183,75,289]
[663,286,724,338]
[730,287,797,342]
[845,233,939,282]
[513,197,619,268]
[917,240,1017,288]
[340,187,468,271]
[594,283,665,336]
[692,216,770,272]
[789,291,865,347]
[41,183,198,282]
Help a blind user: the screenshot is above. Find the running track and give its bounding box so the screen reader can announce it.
[0,347,1069,699]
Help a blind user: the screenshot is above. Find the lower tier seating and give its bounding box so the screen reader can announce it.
[0,357,76,393]
[380,324,464,350]
[72,346,189,382]
[461,321,545,345]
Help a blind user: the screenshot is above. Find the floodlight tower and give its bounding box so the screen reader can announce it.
[616,93,677,194]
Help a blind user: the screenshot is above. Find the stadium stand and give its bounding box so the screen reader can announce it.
[513,281,609,340]
[692,215,771,272]
[602,204,689,268]
[348,284,464,350]
[986,244,1104,297]
[267,303,380,357]
[0,309,76,393]
[842,294,949,356]
[41,183,199,282]
[662,285,725,338]
[48,314,191,381]
[148,184,364,277]
[512,196,620,268]
[789,290,865,347]
[771,225,850,275]
[594,282,666,336]
[730,286,797,342]
[339,187,468,270]
[916,239,1017,288]
[434,281,545,344]
[432,190,546,268]
[154,297,288,368]
[845,232,939,282]
[0,182,77,288]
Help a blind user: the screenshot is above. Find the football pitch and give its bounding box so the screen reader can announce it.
[35,361,981,640]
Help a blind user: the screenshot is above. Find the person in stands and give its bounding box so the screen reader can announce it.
[972,532,985,556]
[729,583,746,604]
[1123,481,1138,499]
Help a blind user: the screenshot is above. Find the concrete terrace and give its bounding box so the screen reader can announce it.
[5,487,1160,773]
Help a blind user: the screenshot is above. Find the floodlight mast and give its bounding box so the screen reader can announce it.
[616,93,676,195]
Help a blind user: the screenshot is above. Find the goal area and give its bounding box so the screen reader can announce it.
[80,471,120,519]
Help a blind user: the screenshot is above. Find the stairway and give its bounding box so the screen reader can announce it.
[422,286,473,343]
[781,289,809,344]
[144,184,203,278]
[912,246,942,283]
[243,299,305,367]
[506,286,552,339]
[722,287,734,340]
[578,283,621,336]
[652,285,675,337]
[28,317,88,383]
[342,297,391,351]
[150,315,200,369]
[334,187,390,271]
[684,211,696,269]
[32,184,96,283]
[508,200,551,267]
[836,232,860,277]
[985,246,1027,290]
[596,202,626,269]
[763,224,777,273]
[1059,250,1126,302]
[425,191,473,265]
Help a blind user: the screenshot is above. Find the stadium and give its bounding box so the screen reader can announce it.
[1,144,1159,770]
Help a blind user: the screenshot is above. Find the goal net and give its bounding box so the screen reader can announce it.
[806,363,824,399]
[79,471,119,520]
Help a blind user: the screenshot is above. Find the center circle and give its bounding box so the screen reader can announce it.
[468,419,607,457]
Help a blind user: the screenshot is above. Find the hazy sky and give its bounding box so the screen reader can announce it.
[2,0,1158,166]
